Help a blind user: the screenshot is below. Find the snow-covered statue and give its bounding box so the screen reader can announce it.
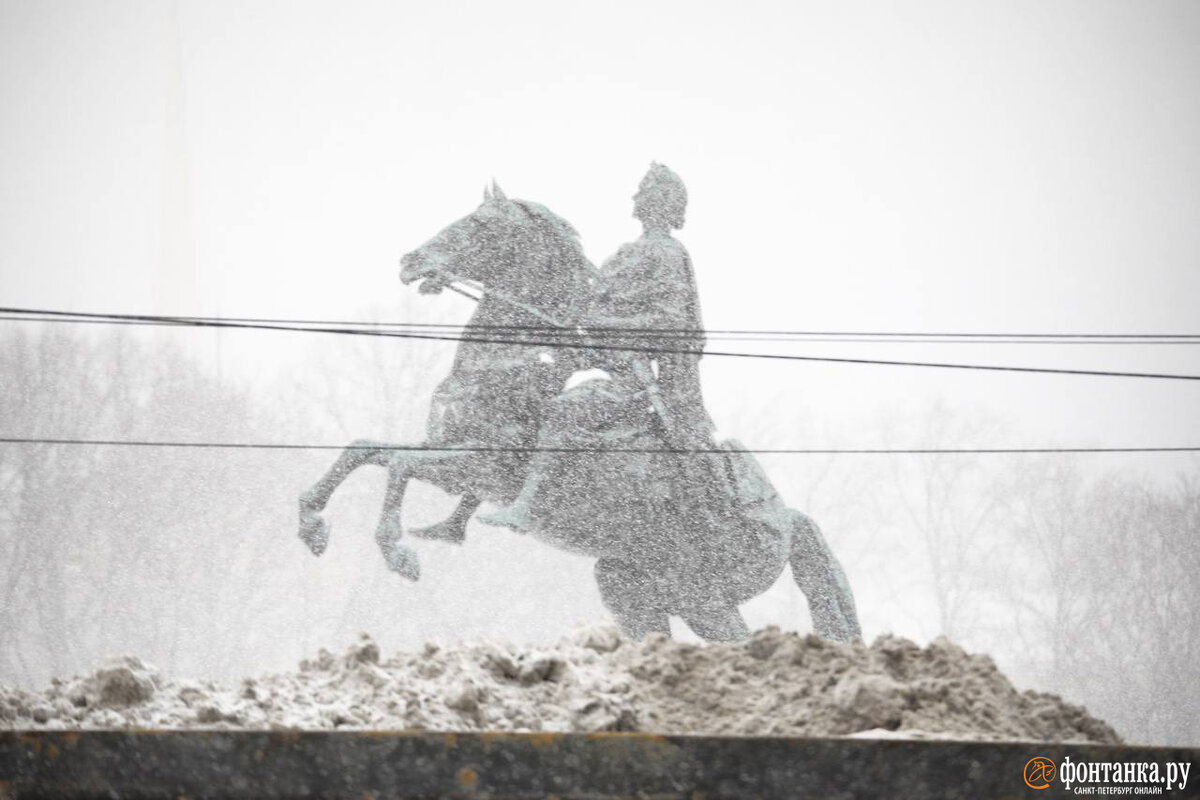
[298,165,861,643]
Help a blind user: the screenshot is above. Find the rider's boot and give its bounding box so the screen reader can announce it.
[478,457,550,532]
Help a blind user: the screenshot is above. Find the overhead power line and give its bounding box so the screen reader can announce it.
[2,307,1198,342]
[1,436,1197,455]
[2,306,1199,381]
[4,313,1199,346]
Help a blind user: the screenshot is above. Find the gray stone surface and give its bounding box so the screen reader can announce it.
[3,730,1197,799]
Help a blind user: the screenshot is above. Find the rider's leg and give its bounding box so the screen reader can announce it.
[594,558,670,640]
[679,602,750,643]
[477,453,551,531]
[478,388,594,531]
[409,494,481,543]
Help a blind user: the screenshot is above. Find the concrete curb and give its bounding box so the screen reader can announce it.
[2,730,1197,799]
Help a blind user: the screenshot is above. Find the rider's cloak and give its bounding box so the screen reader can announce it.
[543,228,716,451]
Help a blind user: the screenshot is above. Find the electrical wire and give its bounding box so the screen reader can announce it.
[2,308,1198,342]
[4,314,1199,345]
[1,436,1197,454]
[2,307,1198,381]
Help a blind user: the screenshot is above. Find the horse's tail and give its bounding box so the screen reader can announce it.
[787,510,862,643]
[718,439,862,642]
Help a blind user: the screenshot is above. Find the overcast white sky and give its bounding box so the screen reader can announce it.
[2,0,1199,466]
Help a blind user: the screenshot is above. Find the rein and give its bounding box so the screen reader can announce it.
[438,270,572,331]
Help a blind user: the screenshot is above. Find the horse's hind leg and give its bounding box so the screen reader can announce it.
[594,558,670,640]
[679,602,750,643]
[298,439,392,556]
[787,510,862,643]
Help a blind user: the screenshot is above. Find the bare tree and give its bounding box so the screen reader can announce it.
[880,400,1008,642]
[0,326,124,680]
[0,325,287,685]
[998,456,1200,746]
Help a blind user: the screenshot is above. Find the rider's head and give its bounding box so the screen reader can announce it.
[633,162,686,231]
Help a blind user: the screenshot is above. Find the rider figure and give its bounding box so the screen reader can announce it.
[481,162,728,531]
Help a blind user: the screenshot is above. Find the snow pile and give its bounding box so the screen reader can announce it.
[0,627,1120,743]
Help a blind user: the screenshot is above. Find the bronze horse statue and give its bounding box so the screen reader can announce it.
[298,185,861,643]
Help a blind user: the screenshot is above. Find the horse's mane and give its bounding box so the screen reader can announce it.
[513,199,578,240]
[512,199,596,276]
[490,199,596,326]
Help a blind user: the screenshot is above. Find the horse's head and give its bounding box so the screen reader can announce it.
[400,182,595,323]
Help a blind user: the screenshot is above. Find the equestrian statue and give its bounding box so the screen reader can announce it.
[298,164,861,643]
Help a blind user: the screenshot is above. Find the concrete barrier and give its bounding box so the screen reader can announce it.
[2,730,1197,799]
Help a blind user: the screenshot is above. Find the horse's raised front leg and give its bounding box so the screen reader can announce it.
[298,439,392,556]
[372,450,479,580]
[409,494,481,544]
[373,453,420,580]
[787,509,862,643]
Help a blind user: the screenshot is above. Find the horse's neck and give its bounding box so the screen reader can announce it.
[451,293,555,373]
[453,240,593,371]
[474,247,588,329]
[464,293,531,331]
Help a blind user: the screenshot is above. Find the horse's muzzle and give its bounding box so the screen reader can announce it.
[398,251,432,285]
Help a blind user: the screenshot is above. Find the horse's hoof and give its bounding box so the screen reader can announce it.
[299,508,330,556]
[381,540,421,581]
[409,518,467,544]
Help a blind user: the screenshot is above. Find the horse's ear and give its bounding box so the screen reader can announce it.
[491,179,507,201]
[483,184,492,202]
